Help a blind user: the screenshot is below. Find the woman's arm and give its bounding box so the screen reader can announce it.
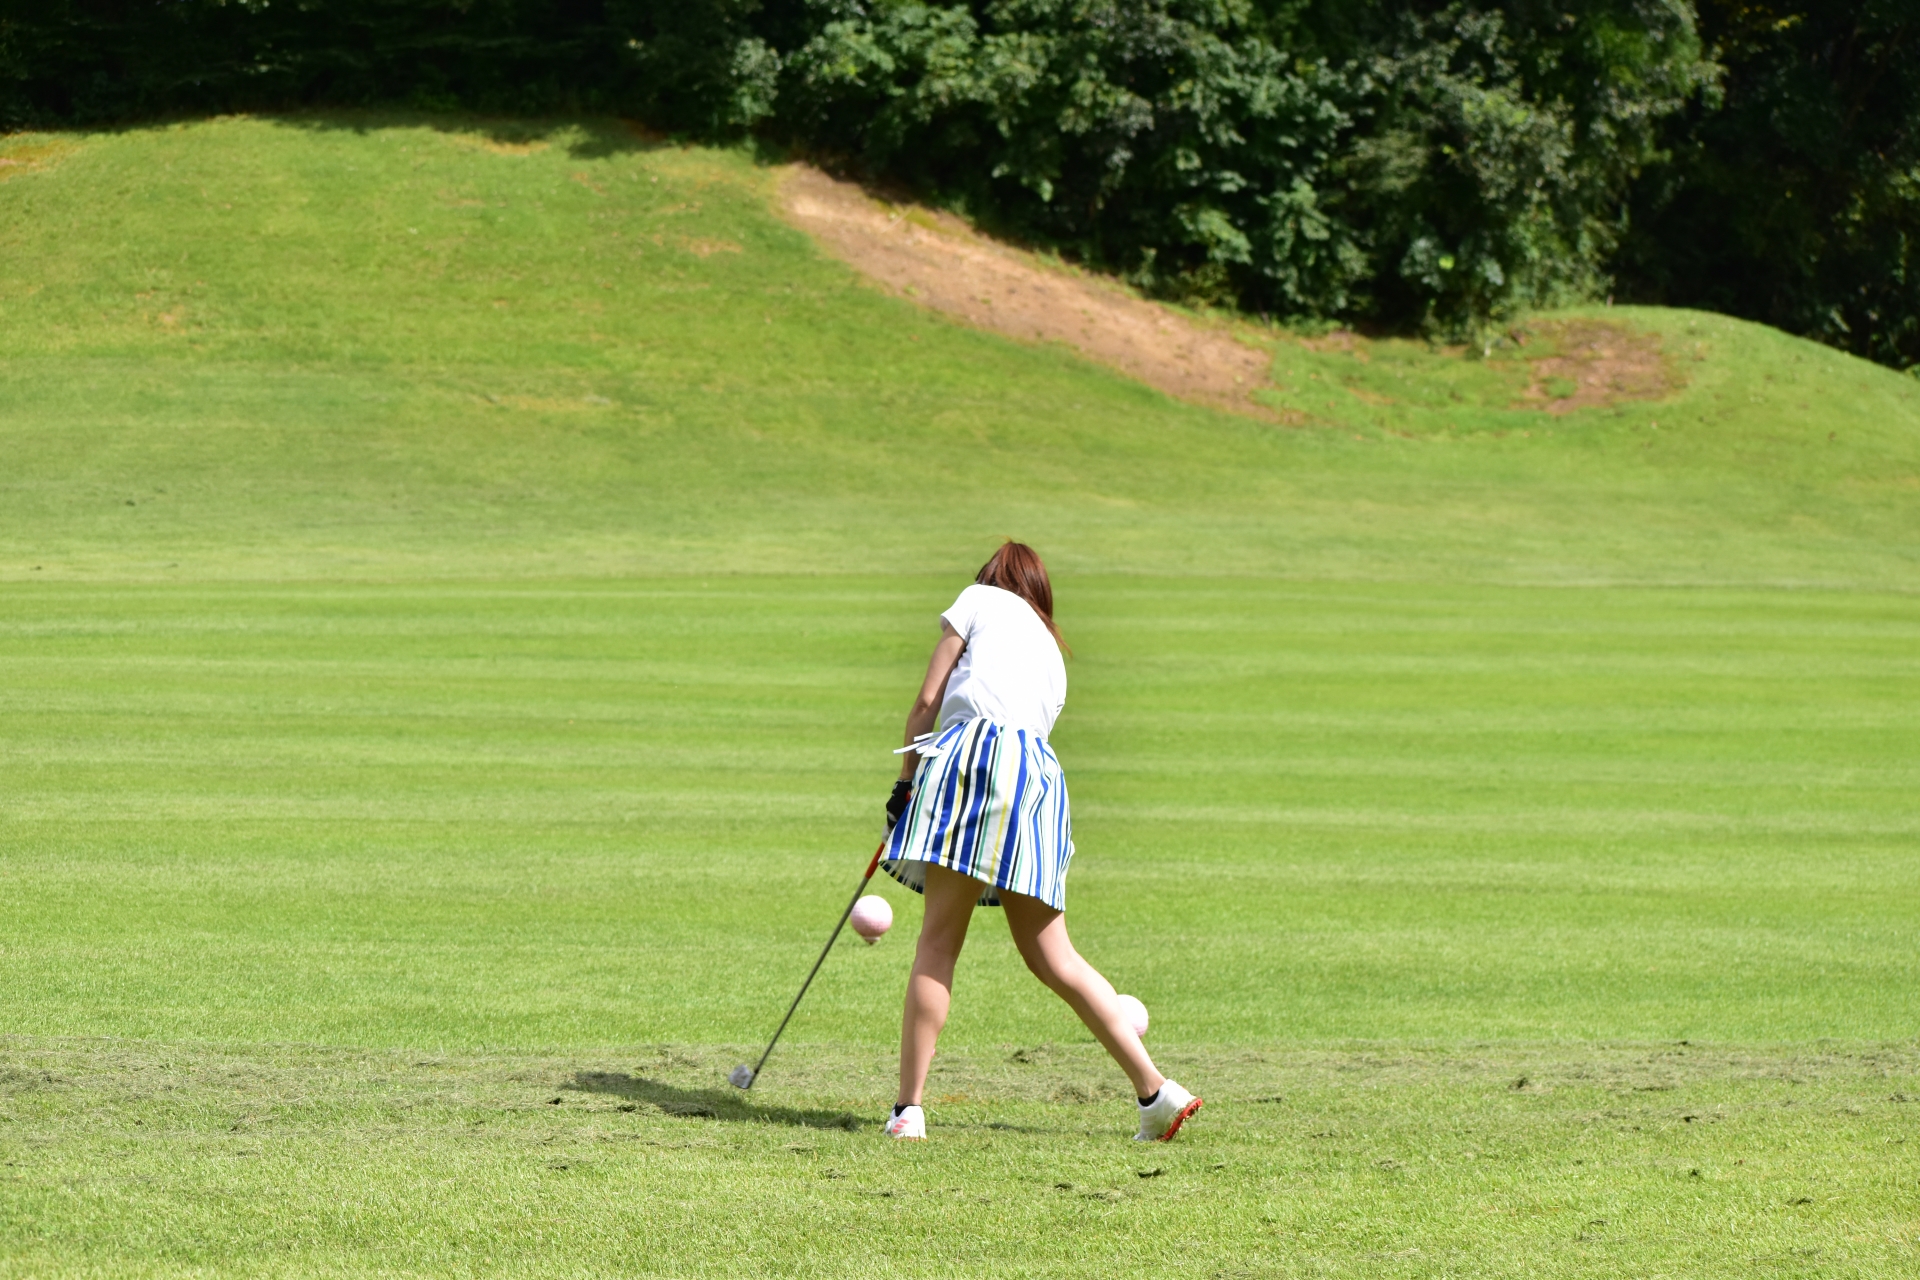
[900,621,966,780]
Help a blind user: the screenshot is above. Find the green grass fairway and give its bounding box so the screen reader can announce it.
[3,116,1919,1276]
[6,1040,1915,1278]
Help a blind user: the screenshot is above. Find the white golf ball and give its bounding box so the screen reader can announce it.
[1116,993,1149,1038]
[849,894,893,944]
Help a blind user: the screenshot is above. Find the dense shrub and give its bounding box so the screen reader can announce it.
[1617,0,1920,371]
[0,1,1911,364]
[0,1,636,119]
[773,2,1708,335]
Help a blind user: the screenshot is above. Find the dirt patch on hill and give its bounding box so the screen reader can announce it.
[1512,318,1681,415]
[778,166,1682,423]
[778,165,1278,420]
[0,137,76,182]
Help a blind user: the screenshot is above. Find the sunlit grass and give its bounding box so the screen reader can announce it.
[1,115,1917,1277]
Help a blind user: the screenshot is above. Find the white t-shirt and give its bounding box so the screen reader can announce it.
[937,584,1067,737]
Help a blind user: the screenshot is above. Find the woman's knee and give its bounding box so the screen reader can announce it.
[915,925,967,974]
[1015,934,1083,996]
[1015,942,1056,986]
[1002,894,1102,1001]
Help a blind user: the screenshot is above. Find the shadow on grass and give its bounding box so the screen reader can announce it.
[566,1071,867,1131]
[266,109,670,159]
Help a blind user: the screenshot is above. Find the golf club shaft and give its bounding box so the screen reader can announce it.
[747,841,887,1086]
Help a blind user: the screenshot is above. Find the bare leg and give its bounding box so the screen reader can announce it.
[897,864,980,1107]
[1001,890,1165,1099]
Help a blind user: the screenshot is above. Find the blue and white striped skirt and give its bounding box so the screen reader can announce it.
[883,718,1075,911]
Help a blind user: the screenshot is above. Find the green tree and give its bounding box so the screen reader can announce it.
[770,1,1709,335]
[1619,0,1920,370]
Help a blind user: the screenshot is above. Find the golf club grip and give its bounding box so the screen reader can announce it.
[747,840,888,1083]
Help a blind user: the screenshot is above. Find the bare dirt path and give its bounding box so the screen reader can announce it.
[1513,318,1678,415]
[777,164,1682,424]
[778,165,1279,420]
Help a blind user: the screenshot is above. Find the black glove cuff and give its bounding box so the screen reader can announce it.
[886,778,913,824]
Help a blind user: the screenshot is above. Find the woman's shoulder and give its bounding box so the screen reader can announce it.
[946,582,1004,612]
[950,583,1035,620]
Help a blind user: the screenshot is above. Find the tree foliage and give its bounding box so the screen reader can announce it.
[0,2,629,119]
[0,1,1912,364]
[1618,0,1920,369]
[767,1,1710,335]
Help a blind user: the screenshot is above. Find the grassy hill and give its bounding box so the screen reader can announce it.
[2,114,1917,586]
[2,116,1918,1277]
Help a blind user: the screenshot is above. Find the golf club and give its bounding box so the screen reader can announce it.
[730,840,888,1090]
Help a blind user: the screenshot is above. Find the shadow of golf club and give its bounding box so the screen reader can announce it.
[565,1071,868,1130]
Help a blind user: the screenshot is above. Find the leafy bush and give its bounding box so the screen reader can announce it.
[773,1,1710,336]
[0,1,638,120]
[1617,0,1920,371]
[2,1,1913,365]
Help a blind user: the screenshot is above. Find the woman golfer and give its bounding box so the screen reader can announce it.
[879,542,1201,1142]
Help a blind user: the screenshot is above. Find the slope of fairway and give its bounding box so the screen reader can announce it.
[1,114,1917,586]
[3,117,1919,1278]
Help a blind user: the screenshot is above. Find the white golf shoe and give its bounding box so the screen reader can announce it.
[1134,1080,1202,1142]
[884,1104,926,1140]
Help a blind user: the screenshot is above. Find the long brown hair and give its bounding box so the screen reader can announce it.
[975,541,1068,654]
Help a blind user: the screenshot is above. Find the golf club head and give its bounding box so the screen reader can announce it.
[728,1064,755,1090]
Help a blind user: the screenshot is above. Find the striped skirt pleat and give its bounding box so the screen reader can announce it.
[883,718,1074,910]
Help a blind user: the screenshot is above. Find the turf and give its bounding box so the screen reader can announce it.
[5,1039,1916,1278]
[7,577,1919,1050]
[2,117,1918,587]
[2,115,1918,1276]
